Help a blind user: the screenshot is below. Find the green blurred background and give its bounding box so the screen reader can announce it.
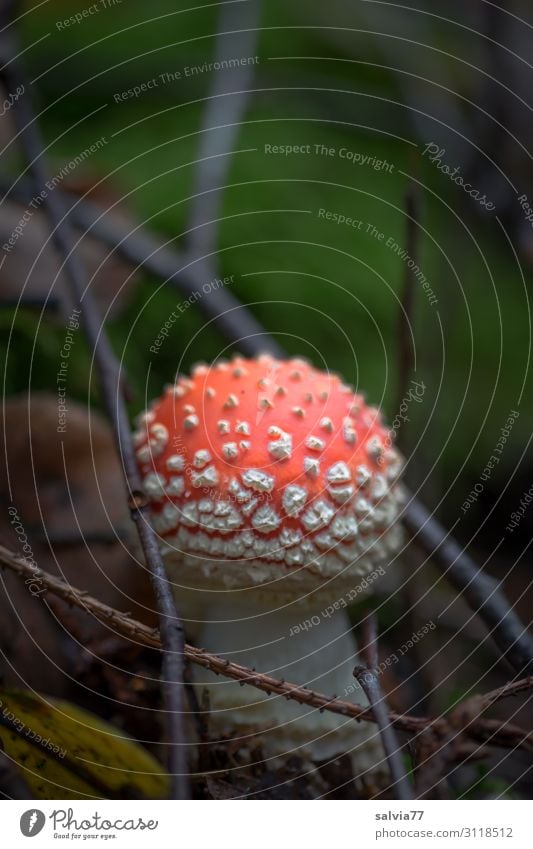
[3,0,532,557]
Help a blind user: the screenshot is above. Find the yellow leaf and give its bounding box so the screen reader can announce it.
[0,690,170,799]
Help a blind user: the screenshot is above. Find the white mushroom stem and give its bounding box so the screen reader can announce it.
[191,598,385,774]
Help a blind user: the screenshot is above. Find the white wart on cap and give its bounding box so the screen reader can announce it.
[133,355,404,592]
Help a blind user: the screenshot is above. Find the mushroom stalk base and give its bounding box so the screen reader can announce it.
[191,600,385,775]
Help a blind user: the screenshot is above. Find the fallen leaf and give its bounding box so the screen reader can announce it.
[0,689,169,799]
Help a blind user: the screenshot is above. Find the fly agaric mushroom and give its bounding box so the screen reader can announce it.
[133,354,404,774]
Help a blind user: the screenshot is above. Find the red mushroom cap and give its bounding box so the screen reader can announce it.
[133,355,404,593]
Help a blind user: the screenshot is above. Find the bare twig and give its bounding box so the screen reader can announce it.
[354,614,413,799]
[0,712,127,799]
[455,676,533,716]
[403,493,533,675]
[411,724,454,799]
[0,176,284,357]
[448,675,533,749]
[0,296,61,312]
[1,17,530,680]
[187,0,261,269]
[0,31,189,798]
[412,680,533,799]
[412,697,533,800]
[462,717,532,752]
[0,748,33,799]
[2,543,531,757]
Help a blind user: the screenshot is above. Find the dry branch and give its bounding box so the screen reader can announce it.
[403,494,533,675]
[0,176,283,358]
[186,0,261,267]
[0,27,189,797]
[1,0,532,799]
[1,543,531,758]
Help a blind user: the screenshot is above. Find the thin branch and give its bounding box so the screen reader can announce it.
[5,167,531,674]
[449,675,533,749]
[411,724,454,799]
[354,613,413,799]
[0,712,125,799]
[2,543,531,757]
[0,31,189,798]
[456,676,533,715]
[186,0,261,268]
[0,176,283,357]
[403,493,533,675]
[3,172,531,675]
[1,94,530,679]
[463,717,532,752]
[64,199,533,673]
[412,681,533,799]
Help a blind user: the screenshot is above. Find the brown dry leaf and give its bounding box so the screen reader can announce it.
[0,393,155,695]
